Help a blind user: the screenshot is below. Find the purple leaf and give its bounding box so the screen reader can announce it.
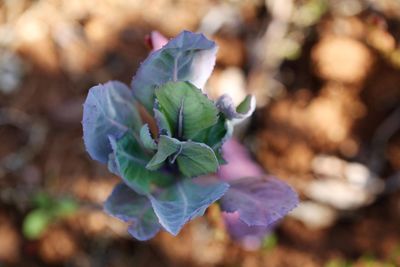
[223,211,273,250]
[220,176,298,227]
[149,178,229,236]
[82,81,141,163]
[217,139,298,244]
[104,183,161,241]
[218,138,263,181]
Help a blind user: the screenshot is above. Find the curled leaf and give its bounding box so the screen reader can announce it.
[132,31,218,112]
[216,94,256,125]
[147,135,219,177]
[146,135,181,170]
[154,101,172,137]
[140,124,157,150]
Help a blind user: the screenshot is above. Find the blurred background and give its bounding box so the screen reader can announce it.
[0,0,400,266]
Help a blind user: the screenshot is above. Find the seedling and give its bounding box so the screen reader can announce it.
[82,31,298,241]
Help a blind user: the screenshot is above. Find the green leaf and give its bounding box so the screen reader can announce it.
[23,209,52,240]
[52,198,78,217]
[154,102,172,136]
[236,95,254,113]
[193,114,232,149]
[33,192,52,209]
[192,115,232,164]
[155,81,218,139]
[147,135,219,177]
[140,124,157,150]
[111,134,173,194]
[177,141,219,177]
[262,233,278,250]
[146,135,181,171]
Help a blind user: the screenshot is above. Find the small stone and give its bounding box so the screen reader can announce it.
[289,201,337,229]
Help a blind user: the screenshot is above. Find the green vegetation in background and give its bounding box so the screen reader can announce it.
[262,233,278,251]
[23,192,77,240]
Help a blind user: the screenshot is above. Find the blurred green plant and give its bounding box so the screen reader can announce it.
[280,0,328,61]
[325,251,400,267]
[293,0,328,27]
[358,252,399,267]
[388,244,400,265]
[262,233,278,251]
[22,192,77,240]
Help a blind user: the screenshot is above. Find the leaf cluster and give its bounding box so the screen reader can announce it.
[82,31,298,241]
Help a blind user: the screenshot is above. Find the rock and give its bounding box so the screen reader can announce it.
[308,155,384,210]
[289,201,337,229]
[306,178,372,210]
